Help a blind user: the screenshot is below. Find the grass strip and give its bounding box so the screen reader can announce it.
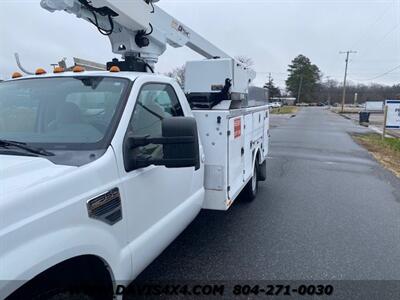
[353,133,400,178]
[270,106,299,115]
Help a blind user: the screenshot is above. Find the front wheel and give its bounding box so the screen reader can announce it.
[243,163,259,201]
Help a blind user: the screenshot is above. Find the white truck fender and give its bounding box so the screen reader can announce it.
[1,226,132,299]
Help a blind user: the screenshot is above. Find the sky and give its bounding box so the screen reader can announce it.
[0,0,399,88]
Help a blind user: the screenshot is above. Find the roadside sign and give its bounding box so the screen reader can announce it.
[385,100,400,129]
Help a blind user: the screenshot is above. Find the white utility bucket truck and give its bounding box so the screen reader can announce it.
[0,0,269,298]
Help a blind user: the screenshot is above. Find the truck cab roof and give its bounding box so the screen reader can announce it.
[6,70,167,82]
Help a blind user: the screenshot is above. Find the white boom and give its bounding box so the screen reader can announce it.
[40,0,231,67]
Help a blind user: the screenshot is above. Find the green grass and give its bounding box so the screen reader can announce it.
[356,133,400,152]
[353,133,400,177]
[270,106,299,115]
[330,107,361,114]
[385,136,400,152]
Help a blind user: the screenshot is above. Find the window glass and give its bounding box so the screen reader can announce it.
[0,77,128,149]
[128,83,184,159]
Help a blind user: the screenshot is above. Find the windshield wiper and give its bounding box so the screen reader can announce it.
[0,139,55,157]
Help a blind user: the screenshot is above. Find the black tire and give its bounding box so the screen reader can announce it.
[243,162,259,201]
[258,159,267,182]
[11,283,110,300]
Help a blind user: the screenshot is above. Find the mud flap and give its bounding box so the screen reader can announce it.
[258,159,267,181]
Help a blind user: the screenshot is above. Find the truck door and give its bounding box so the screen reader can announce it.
[116,82,199,275]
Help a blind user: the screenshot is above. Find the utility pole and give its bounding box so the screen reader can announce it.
[265,72,272,101]
[268,72,272,101]
[340,50,357,112]
[297,74,304,104]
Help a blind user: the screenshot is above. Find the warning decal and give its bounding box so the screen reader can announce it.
[234,118,241,138]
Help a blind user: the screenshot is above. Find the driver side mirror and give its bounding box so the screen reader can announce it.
[124,117,200,171]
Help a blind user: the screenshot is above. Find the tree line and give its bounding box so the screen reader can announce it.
[315,79,400,104]
[166,54,400,104]
[267,54,399,104]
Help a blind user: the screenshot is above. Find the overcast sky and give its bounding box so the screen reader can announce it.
[0,0,399,88]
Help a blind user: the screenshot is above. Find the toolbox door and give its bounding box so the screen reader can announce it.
[228,116,244,199]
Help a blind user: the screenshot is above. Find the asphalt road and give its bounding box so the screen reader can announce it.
[135,108,400,287]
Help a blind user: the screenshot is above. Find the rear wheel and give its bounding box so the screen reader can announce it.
[243,162,259,201]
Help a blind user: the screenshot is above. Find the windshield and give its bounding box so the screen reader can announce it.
[0,77,130,150]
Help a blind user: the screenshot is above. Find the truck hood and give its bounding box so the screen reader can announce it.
[0,155,76,195]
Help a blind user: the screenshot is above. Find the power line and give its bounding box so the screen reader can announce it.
[378,23,400,43]
[362,64,400,81]
[354,1,399,62]
[256,71,287,75]
[326,1,394,73]
[358,23,400,57]
[350,3,393,49]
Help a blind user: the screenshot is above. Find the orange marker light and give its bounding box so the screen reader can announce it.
[73,66,85,73]
[35,68,47,75]
[53,66,65,74]
[109,66,121,73]
[12,72,23,79]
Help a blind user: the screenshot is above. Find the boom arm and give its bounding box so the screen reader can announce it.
[40,0,231,67]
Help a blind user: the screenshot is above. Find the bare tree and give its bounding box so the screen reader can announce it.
[235,55,254,68]
[165,65,185,88]
[315,80,400,104]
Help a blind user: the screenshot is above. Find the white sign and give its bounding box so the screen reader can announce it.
[386,100,400,129]
[366,101,384,112]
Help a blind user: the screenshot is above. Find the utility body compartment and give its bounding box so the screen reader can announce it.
[193,105,269,210]
[185,58,255,95]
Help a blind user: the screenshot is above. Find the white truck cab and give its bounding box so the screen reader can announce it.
[2,1,269,298]
[1,69,269,299]
[1,71,205,299]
